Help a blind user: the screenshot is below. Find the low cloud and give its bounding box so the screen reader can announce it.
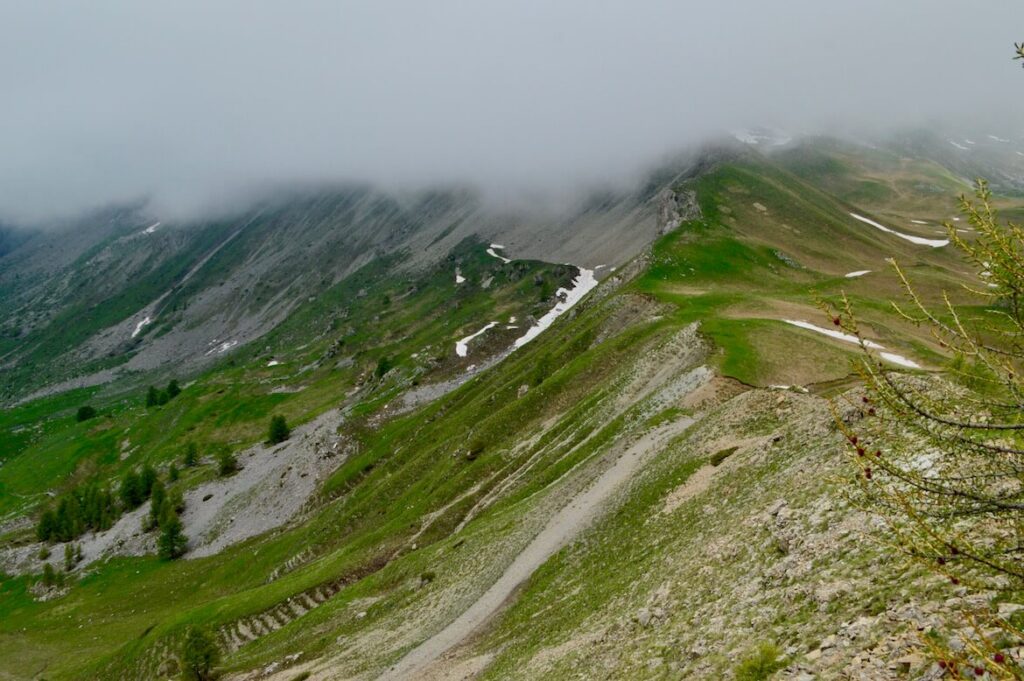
[1,1,1021,224]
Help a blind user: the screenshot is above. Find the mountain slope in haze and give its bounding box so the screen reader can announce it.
[0,149,721,404]
[1,137,1022,680]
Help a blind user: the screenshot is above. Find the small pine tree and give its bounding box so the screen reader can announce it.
[41,562,58,588]
[216,450,238,476]
[179,626,219,681]
[36,509,57,542]
[37,545,51,560]
[267,415,290,444]
[168,489,185,514]
[120,470,144,509]
[168,464,180,482]
[139,464,158,498]
[157,510,187,560]
[76,405,97,422]
[63,543,75,572]
[156,390,169,406]
[149,481,167,531]
[166,379,181,399]
[146,385,159,407]
[183,442,199,468]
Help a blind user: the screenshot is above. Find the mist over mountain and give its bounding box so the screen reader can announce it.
[5,5,1024,681]
[2,0,1022,224]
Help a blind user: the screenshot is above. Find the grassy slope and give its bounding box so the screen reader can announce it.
[1,145,1020,680]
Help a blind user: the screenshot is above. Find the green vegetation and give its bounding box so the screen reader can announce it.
[734,642,786,681]
[157,511,187,560]
[75,405,97,422]
[2,142,1022,680]
[267,415,290,444]
[36,482,119,543]
[183,442,199,468]
[216,450,238,476]
[838,181,1024,674]
[40,562,60,589]
[179,626,219,680]
[710,446,737,466]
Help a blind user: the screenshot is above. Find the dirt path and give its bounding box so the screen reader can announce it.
[378,415,695,680]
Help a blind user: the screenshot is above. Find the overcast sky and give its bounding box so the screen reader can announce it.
[1,1,1021,224]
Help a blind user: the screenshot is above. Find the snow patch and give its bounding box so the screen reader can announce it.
[513,267,598,349]
[844,270,871,278]
[731,127,792,147]
[455,322,498,357]
[141,222,161,235]
[206,340,238,356]
[849,213,948,248]
[267,360,280,367]
[455,269,465,284]
[783,320,920,369]
[988,134,1010,143]
[131,316,152,338]
[910,219,928,225]
[486,247,511,264]
[949,140,969,151]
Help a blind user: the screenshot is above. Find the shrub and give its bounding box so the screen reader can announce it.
[63,543,78,571]
[145,386,160,407]
[40,562,60,588]
[148,481,167,530]
[465,437,486,461]
[157,510,187,560]
[179,626,219,681]
[735,643,785,681]
[76,405,97,422]
[183,442,199,467]
[166,379,181,399]
[169,464,180,482]
[710,446,738,466]
[374,355,392,379]
[268,415,290,444]
[217,451,238,476]
[120,470,145,509]
[37,545,51,560]
[139,464,158,498]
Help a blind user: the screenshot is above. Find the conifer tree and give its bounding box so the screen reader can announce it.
[179,626,219,681]
[41,562,58,588]
[148,480,167,531]
[157,510,187,560]
[139,464,158,498]
[183,442,199,468]
[120,470,144,509]
[833,180,1024,676]
[268,414,290,444]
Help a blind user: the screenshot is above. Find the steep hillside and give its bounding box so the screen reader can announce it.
[1,140,1020,680]
[0,148,719,405]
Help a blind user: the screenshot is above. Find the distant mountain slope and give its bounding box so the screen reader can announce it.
[0,149,722,403]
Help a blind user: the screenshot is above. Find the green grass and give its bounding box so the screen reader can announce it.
[1,143,1010,680]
